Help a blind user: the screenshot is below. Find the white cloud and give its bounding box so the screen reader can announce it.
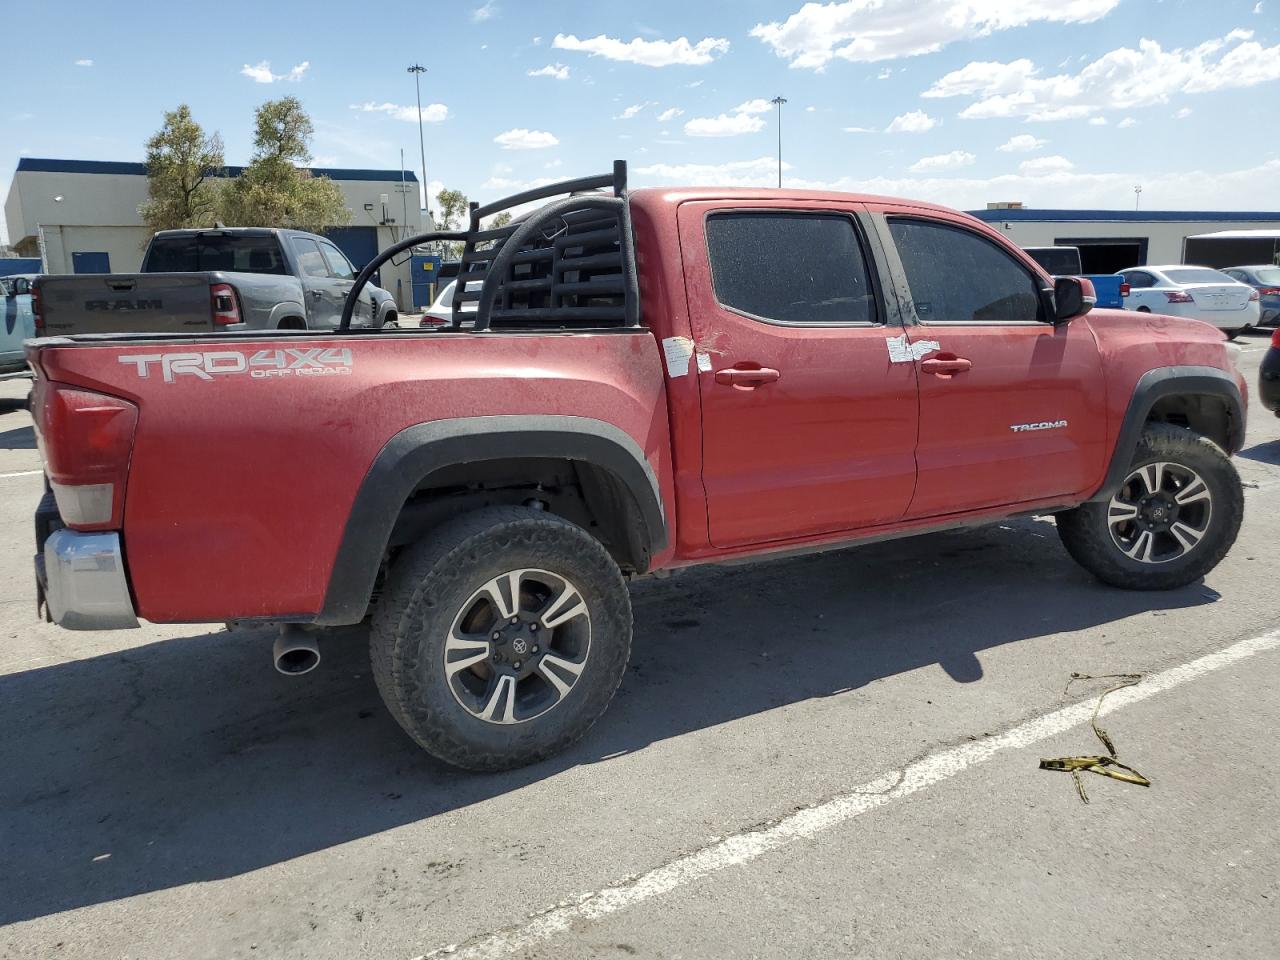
[657,107,685,122]
[687,79,704,88]
[616,102,653,120]
[1174,106,1193,119]
[909,150,976,173]
[843,126,876,133]
[473,1,497,22]
[684,113,767,137]
[1088,116,1108,125]
[552,33,730,67]
[1019,155,1075,175]
[545,158,563,168]
[528,63,569,80]
[74,59,93,67]
[886,110,938,133]
[751,0,1120,70]
[923,31,1280,122]
[997,134,1046,152]
[494,128,559,150]
[241,60,310,84]
[877,67,892,80]
[1254,1,1263,11]
[733,98,774,115]
[351,101,449,123]
[805,105,817,112]
[532,35,543,45]
[636,157,791,186]
[1118,116,1138,128]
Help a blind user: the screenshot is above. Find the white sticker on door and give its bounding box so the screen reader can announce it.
[662,336,695,378]
[886,334,940,363]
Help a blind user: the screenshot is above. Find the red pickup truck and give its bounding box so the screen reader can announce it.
[27,164,1247,770]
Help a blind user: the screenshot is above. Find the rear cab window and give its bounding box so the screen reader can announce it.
[705,212,879,325]
[888,218,1044,324]
[144,235,288,274]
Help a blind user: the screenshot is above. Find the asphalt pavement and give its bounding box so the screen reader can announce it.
[1,334,1277,960]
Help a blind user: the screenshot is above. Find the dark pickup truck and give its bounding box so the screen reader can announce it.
[33,227,398,335]
[28,163,1247,771]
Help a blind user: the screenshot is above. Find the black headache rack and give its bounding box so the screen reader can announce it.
[339,160,639,333]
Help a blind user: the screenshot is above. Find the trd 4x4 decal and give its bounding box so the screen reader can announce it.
[118,348,353,383]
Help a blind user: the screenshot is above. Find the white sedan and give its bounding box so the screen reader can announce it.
[1118,265,1260,338]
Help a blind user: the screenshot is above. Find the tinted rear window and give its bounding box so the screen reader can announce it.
[706,213,877,324]
[1253,267,1280,284]
[144,235,287,274]
[1164,268,1234,284]
[1024,247,1081,275]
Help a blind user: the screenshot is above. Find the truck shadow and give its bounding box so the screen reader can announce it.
[0,517,1218,925]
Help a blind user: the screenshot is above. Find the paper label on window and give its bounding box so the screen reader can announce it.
[696,352,713,373]
[662,336,695,378]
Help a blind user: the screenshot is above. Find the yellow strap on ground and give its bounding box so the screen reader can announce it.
[1039,673,1152,804]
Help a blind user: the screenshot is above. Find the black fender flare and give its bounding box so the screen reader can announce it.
[1088,365,1245,502]
[317,415,667,625]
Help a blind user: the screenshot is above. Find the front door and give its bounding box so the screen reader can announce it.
[678,201,919,549]
[290,236,341,328]
[871,208,1107,518]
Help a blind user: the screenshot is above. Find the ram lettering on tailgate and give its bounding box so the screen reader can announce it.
[118,348,353,383]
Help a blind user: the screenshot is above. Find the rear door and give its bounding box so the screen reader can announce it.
[289,236,340,328]
[871,207,1108,517]
[678,200,919,548]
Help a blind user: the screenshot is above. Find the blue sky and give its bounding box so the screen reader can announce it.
[3,0,1279,242]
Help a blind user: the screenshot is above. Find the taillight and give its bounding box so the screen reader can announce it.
[1165,291,1195,303]
[1248,288,1260,301]
[1119,283,1131,298]
[211,282,241,325]
[31,281,44,333]
[419,314,446,327]
[1273,327,1280,348]
[1259,287,1280,296]
[34,382,138,530]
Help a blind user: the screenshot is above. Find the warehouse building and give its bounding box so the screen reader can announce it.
[969,207,1280,272]
[3,158,426,310]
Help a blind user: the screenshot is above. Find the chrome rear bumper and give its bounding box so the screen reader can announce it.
[39,529,139,630]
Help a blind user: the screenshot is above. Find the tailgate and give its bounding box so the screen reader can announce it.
[40,274,214,335]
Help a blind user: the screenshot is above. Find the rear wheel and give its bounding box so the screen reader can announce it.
[1056,424,1242,590]
[1137,306,1152,313]
[370,507,632,770]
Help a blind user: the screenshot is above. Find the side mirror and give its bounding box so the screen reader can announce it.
[1052,276,1095,324]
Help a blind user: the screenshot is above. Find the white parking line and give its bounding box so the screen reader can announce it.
[0,469,42,479]
[418,627,1280,960]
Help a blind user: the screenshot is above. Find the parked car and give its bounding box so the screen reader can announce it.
[28,165,1247,771]
[1260,327,1280,416]
[1,273,38,377]
[33,228,398,336]
[420,278,478,327]
[1022,246,1127,308]
[1221,264,1280,327]
[1117,265,1259,338]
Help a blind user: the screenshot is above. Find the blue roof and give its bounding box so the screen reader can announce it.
[968,208,1280,223]
[15,157,418,182]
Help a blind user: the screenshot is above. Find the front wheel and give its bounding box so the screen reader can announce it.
[370,507,632,770]
[1056,424,1243,590]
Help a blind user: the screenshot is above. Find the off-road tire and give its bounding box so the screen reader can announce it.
[1056,423,1243,590]
[370,506,632,771]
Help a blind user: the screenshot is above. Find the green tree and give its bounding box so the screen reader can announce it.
[220,97,350,234]
[433,188,470,257]
[139,105,224,233]
[490,211,513,229]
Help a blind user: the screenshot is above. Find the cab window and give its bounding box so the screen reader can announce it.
[291,238,330,278]
[889,219,1043,323]
[705,212,879,325]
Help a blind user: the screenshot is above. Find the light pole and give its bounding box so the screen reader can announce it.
[407,63,429,221]
[1134,184,1143,211]
[771,96,787,188]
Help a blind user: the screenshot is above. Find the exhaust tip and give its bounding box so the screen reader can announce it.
[273,626,321,676]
